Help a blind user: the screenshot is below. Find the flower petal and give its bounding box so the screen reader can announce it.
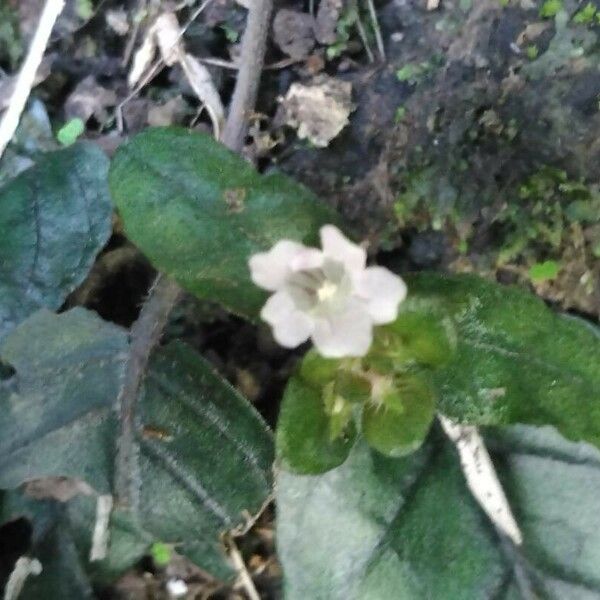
[320,225,366,272]
[312,300,373,357]
[249,240,307,291]
[290,248,324,272]
[261,291,313,348]
[355,266,407,324]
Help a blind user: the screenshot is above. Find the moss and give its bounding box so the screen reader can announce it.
[496,167,600,264]
[573,2,598,24]
[0,5,22,69]
[540,0,563,18]
[394,166,461,232]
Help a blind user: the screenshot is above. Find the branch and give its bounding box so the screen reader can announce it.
[221,0,274,152]
[438,414,523,546]
[113,0,273,507]
[0,0,65,159]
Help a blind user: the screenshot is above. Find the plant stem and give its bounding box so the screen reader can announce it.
[221,0,274,152]
[114,275,181,509]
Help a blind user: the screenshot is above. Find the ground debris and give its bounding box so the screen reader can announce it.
[281,75,353,147]
[273,9,316,59]
[64,75,117,123]
[128,11,225,137]
[315,0,344,45]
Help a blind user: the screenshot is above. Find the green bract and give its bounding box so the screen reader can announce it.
[277,317,445,472]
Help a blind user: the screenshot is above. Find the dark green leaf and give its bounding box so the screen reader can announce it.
[0,309,274,579]
[109,127,338,318]
[277,425,600,599]
[404,273,600,450]
[0,143,112,342]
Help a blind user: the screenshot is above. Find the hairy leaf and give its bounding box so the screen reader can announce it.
[0,309,273,578]
[277,425,600,599]
[403,273,600,450]
[109,127,338,318]
[0,143,112,342]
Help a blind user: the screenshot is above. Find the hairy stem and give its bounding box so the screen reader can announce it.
[114,275,181,509]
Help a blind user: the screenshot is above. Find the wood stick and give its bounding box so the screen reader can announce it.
[221,0,273,152]
[0,0,65,158]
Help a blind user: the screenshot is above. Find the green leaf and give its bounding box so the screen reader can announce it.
[539,0,562,17]
[276,377,356,474]
[573,2,597,24]
[150,541,172,566]
[403,273,600,451]
[109,127,338,318]
[0,143,112,342]
[277,425,600,599]
[56,118,85,146]
[0,309,274,579]
[528,260,559,282]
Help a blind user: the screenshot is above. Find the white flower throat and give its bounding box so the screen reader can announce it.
[286,260,350,313]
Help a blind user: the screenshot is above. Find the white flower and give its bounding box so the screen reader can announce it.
[249,225,407,358]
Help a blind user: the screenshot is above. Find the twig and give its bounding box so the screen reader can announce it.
[438,415,523,546]
[122,0,147,67]
[3,558,42,600]
[355,14,375,63]
[89,494,114,561]
[227,536,261,600]
[221,0,274,151]
[364,0,386,61]
[0,0,64,159]
[198,55,302,71]
[114,275,181,509]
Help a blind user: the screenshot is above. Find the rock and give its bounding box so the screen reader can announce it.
[281,75,353,147]
[315,0,344,45]
[273,9,316,59]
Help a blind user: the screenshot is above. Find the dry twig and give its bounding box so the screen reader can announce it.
[365,0,386,61]
[227,536,261,600]
[0,0,64,158]
[438,415,523,546]
[221,0,274,151]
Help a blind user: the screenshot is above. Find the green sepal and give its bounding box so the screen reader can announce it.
[362,373,436,457]
[277,378,357,474]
